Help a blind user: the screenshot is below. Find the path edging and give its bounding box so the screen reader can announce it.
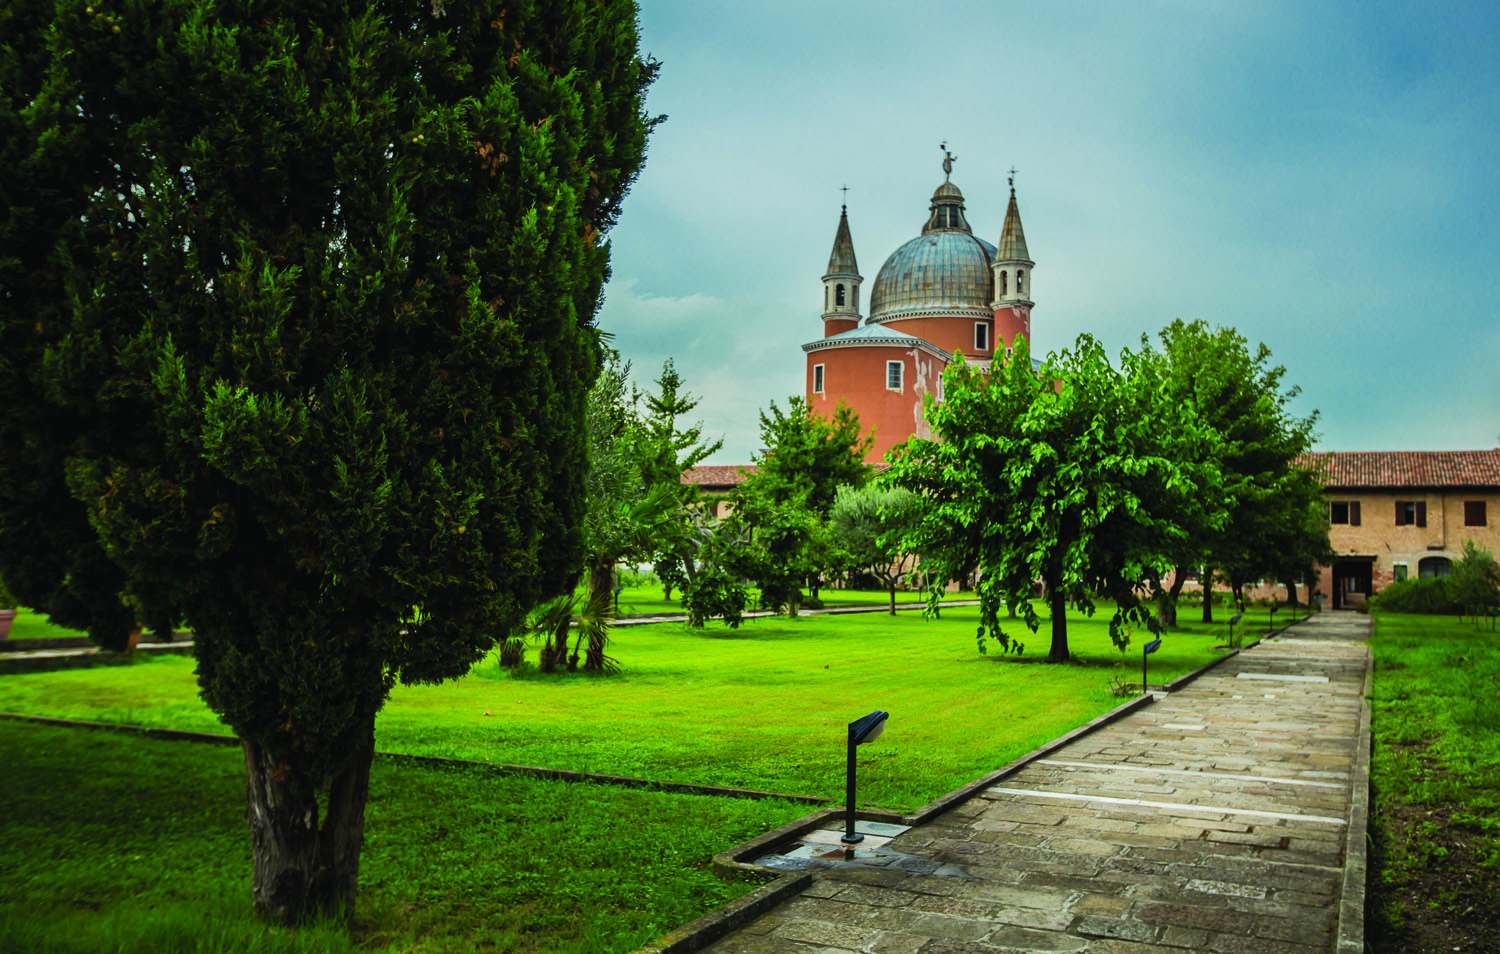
[1337,642,1374,954]
[633,871,814,954]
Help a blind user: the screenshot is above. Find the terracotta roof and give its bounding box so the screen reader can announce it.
[1302,450,1500,489]
[681,465,757,489]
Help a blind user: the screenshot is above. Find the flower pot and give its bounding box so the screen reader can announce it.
[0,609,15,641]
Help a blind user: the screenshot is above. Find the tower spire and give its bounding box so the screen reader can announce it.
[821,197,862,336]
[991,173,1035,351]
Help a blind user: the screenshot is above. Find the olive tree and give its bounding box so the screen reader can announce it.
[0,0,654,922]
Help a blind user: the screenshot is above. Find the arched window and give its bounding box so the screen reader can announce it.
[835,283,846,306]
[999,270,1007,295]
[1016,270,1025,295]
[1419,556,1452,579]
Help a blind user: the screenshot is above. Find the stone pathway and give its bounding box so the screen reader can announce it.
[699,613,1372,954]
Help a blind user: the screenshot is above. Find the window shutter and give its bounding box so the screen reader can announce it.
[1351,501,1361,526]
[1417,502,1427,527]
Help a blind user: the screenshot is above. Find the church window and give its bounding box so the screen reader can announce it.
[1016,270,1025,295]
[999,270,1007,295]
[835,283,846,306]
[974,322,989,351]
[813,364,825,394]
[886,360,903,391]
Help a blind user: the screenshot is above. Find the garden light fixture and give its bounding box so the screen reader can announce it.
[1142,638,1161,695]
[841,709,889,845]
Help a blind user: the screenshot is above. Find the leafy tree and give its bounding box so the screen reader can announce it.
[1449,540,1500,628]
[830,483,923,614]
[721,397,870,616]
[0,0,653,923]
[630,358,722,599]
[1132,321,1320,625]
[574,356,681,671]
[888,336,1219,662]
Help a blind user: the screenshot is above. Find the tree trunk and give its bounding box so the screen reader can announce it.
[1283,578,1300,608]
[538,612,569,673]
[1201,566,1214,623]
[888,578,897,615]
[243,723,374,924]
[1157,566,1188,629]
[584,562,613,671]
[788,589,799,619]
[1048,588,1069,663]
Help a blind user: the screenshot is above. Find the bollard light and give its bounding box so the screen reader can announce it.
[842,710,889,845]
[1228,613,1243,647]
[1142,638,1162,696]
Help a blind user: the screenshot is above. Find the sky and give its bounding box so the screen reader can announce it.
[595,0,1500,464]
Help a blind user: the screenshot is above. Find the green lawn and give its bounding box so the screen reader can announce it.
[1367,611,1500,953]
[0,604,1233,809]
[0,603,1243,953]
[2,608,91,640]
[604,584,970,617]
[0,720,786,954]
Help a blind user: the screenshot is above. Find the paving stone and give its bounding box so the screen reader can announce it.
[1069,893,1133,917]
[983,925,1090,951]
[824,884,915,909]
[1158,925,1210,948]
[800,880,847,899]
[771,919,879,949]
[1133,902,1255,935]
[867,933,927,954]
[1074,915,1159,942]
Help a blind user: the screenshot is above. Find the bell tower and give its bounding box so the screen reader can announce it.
[991,171,1034,353]
[822,198,862,337]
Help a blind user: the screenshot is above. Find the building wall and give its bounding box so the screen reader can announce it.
[877,315,993,363]
[807,345,948,463]
[1318,489,1500,599]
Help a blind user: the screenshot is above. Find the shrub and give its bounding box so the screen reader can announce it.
[1369,578,1461,615]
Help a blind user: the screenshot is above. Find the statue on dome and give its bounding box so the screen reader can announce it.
[940,141,957,180]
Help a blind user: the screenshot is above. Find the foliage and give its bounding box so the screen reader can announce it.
[887,335,1221,662]
[706,397,870,618]
[577,356,684,668]
[0,573,16,611]
[0,0,655,922]
[742,397,870,518]
[629,359,722,600]
[1127,321,1323,624]
[1448,540,1500,626]
[829,483,923,614]
[1369,578,1462,615]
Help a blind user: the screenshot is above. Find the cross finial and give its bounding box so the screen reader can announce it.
[1008,166,1018,194]
[840,184,849,210]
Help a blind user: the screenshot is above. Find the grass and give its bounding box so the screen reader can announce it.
[0,720,787,954]
[1367,611,1500,953]
[0,602,1243,953]
[602,584,972,617]
[0,603,1233,810]
[2,607,91,640]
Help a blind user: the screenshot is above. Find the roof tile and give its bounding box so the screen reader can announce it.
[1302,449,1500,489]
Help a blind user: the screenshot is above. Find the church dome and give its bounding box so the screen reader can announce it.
[868,228,996,322]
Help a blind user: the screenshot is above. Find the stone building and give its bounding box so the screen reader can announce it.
[803,149,1036,462]
[1304,449,1500,608]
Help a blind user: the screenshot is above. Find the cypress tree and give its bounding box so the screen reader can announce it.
[0,0,655,922]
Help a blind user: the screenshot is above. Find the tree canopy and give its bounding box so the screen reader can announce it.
[0,0,654,922]
[1130,321,1324,622]
[887,335,1224,662]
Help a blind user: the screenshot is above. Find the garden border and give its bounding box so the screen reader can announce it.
[1337,642,1374,954]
